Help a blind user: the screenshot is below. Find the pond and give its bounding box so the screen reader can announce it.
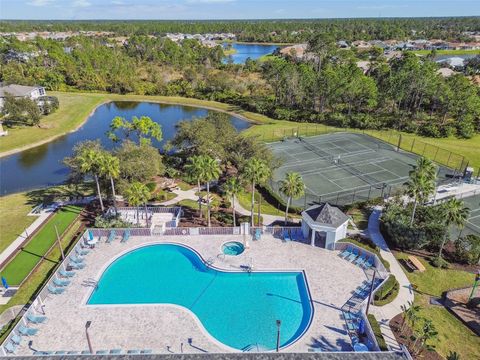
[0,101,250,195]
[223,42,282,64]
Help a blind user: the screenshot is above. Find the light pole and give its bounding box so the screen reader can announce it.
[366,269,377,315]
[276,320,281,352]
[54,224,65,261]
[85,321,94,354]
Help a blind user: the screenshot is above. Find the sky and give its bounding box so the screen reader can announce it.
[1,0,479,20]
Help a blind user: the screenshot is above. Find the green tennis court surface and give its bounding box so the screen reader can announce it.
[454,194,480,238]
[269,133,454,207]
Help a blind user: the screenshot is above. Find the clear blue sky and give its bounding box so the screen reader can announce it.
[1,0,479,20]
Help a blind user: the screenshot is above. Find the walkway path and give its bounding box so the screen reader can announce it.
[159,187,296,226]
[368,206,414,351]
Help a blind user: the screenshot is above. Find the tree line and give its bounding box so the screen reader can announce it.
[1,17,479,42]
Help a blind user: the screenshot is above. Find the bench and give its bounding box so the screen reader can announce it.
[407,255,426,272]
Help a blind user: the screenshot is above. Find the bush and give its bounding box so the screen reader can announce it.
[454,234,480,265]
[367,314,388,351]
[431,256,450,269]
[94,214,132,228]
[418,123,442,138]
[145,182,157,192]
[374,275,399,306]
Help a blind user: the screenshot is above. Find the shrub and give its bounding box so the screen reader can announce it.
[454,234,480,265]
[431,256,450,269]
[418,123,442,138]
[94,214,132,228]
[367,314,388,351]
[145,182,157,192]
[374,275,399,305]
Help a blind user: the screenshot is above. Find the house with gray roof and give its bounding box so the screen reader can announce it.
[301,203,349,249]
[0,84,46,111]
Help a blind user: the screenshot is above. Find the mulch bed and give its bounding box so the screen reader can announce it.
[389,314,442,360]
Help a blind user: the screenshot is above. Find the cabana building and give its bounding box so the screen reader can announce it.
[301,203,349,250]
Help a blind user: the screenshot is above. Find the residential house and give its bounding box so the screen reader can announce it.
[0,84,46,111]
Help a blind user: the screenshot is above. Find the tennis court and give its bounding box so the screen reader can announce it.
[268,132,453,207]
[457,194,480,238]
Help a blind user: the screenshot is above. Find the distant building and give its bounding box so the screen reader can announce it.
[0,84,46,110]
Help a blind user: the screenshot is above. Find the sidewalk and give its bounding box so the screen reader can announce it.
[368,206,414,351]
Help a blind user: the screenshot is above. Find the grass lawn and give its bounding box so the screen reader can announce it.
[237,190,283,217]
[0,205,82,285]
[394,251,479,358]
[0,218,83,341]
[0,193,36,254]
[345,207,370,230]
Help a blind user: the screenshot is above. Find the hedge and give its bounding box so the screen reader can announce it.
[367,314,388,351]
[374,274,400,306]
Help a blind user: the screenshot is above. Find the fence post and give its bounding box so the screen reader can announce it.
[396,134,402,152]
[352,189,356,203]
[336,193,340,205]
[367,186,372,200]
[446,152,452,168]
[433,147,439,162]
[410,138,415,152]
[422,143,427,156]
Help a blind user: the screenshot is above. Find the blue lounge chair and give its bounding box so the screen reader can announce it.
[34,351,53,355]
[18,325,38,336]
[69,255,84,264]
[343,312,360,321]
[5,342,17,354]
[254,228,261,241]
[59,269,75,278]
[81,351,92,355]
[55,351,66,355]
[339,245,353,259]
[110,349,122,354]
[106,230,116,244]
[10,334,22,345]
[53,278,70,287]
[346,248,359,262]
[141,349,152,354]
[47,285,65,295]
[26,313,47,324]
[354,254,368,267]
[362,258,374,270]
[127,350,140,354]
[283,230,291,242]
[76,247,89,256]
[354,287,369,298]
[67,351,79,355]
[68,262,85,270]
[96,350,109,355]
[347,321,360,331]
[121,230,130,243]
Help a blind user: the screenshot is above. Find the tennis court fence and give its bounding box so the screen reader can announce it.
[261,126,469,175]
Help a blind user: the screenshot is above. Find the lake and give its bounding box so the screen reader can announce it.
[0,101,250,195]
[223,42,282,64]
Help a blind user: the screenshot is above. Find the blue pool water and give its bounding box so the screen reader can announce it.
[88,244,313,350]
[222,241,245,256]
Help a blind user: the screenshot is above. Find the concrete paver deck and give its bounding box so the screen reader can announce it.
[16,235,366,355]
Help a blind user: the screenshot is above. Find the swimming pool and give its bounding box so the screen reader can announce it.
[88,243,313,351]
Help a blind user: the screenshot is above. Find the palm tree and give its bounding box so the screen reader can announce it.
[224,177,243,227]
[185,155,205,219]
[77,148,105,212]
[400,301,421,333]
[406,157,437,225]
[279,172,305,226]
[438,198,470,259]
[447,351,461,360]
[201,156,221,227]
[99,153,120,215]
[124,182,150,226]
[243,158,271,226]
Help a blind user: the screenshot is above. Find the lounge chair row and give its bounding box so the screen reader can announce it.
[339,245,374,270]
[5,320,45,354]
[33,349,152,356]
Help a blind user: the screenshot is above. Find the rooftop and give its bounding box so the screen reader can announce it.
[0,84,42,97]
[303,203,349,228]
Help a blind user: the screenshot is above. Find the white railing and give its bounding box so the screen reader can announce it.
[87,228,152,237]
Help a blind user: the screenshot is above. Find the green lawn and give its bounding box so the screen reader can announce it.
[0,205,82,285]
[237,190,283,217]
[394,251,479,358]
[0,193,36,253]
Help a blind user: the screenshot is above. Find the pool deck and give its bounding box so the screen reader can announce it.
[16,235,368,355]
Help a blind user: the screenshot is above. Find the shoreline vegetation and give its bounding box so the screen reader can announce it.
[413,49,480,56]
[1,91,479,171]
